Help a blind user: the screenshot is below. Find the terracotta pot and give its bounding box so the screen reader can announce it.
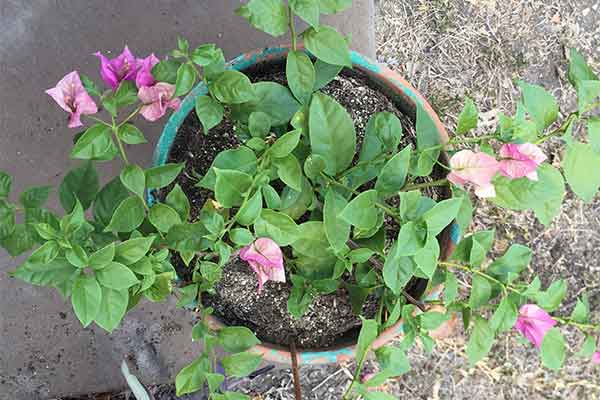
[151,46,460,366]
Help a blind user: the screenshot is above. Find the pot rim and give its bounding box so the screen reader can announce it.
[150,46,460,365]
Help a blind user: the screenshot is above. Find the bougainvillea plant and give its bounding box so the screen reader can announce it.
[1,1,599,399]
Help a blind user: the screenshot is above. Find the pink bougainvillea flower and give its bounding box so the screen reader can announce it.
[514,304,557,348]
[499,143,547,181]
[46,71,98,128]
[447,150,500,198]
[239,238,285,293]
[137,82,181,122]
[592,352,600,364]
[94,45,138,90]
[135,54,160,89]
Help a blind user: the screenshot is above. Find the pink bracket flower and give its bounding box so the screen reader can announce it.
[136,54,160,89]
[138,82,181,122]
[447,150,500,198]
[46,71,98,128]
[514,304,557,348]
[239,238,285,293]
[94,46,138,90]
[593,352,600,365]
[499,143,547,181]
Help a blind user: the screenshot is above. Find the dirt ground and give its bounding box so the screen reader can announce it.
[65,1,600,399]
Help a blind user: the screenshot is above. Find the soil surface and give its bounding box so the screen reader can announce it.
[163,61,446,349]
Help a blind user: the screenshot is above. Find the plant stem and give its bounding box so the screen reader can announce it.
[401,178,448,192]
[438,261,517,296]
[288,7,297,51]
[449,134,498,145]
[117,106,142,128]
[553,316,598,332]
[289,339,302,400]
[535,112,578,144]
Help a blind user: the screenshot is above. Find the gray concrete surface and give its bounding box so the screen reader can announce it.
[0,1,375,399]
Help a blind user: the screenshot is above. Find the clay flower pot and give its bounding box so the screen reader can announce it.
[151,46,460,366]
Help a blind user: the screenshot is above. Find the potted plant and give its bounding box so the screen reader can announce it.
[2,1,599,399]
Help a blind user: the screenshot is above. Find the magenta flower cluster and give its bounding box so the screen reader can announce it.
[448,143,546,198]
[45,46,180,127]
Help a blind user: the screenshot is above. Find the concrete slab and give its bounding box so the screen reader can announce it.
[0,1,375,399]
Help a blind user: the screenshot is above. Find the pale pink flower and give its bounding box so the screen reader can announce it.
[593,352,600,365]
[46,71,98,128]
[515,304,557,348]
[499,143,547,181]
[447,150,500,198]
[137,82,181,122]
[95,46,138,90]
[135,54,160,89]
[239,238,285,293]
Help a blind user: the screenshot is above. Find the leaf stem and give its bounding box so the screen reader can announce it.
[111,115,129,165]
[553,316,598,332]
[438,261,517,296]
[535,112,578,144]
[401,178,448,192]
[117,106,142,128]
[449,134,498,145]
[288,7,297,51]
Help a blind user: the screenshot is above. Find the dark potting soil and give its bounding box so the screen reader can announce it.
[161,61,447,349]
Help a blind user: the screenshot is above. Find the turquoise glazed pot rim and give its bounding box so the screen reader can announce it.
[151,46,459,366]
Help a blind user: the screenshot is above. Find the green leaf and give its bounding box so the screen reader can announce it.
[576,335,597,358]
[229,228,254,246]
[221,351,263,378]
[374,346,410,378]
[588,118,600,154]
[536,280,567,312]
[71,124,115,160]
[149,203,182,233]
[175,356,211,396]
[96,262,139,290]
[577,80,600,113]
[414,237,440,278]
[248,111,271,138]
[274,154,303,191]
[165,184,190,221]
[518,81,559,131]
[323,188,350,252]
[236,0,289,37]
[444,271,458,305]
[117,123,147,145]
[469,274,492,310]
[270,129,301,158]
[375,147,411,198]
[568,48,598,87]
[210,70,255,104]
[359,112,403,162]
[254,209,299,246]
[356,318,378,363]
[562,142,600,202]
[95,287,128,332]
[287,275,314,318]
[174,63,197,97]
[320,0,352,14]
[309,93,356,175]
[303,25,352,67]
[190,43,221,66]
[71,274,102,327]
[66,245,88,268]
[235,190,263,225]
[199,147,257,190]
[80,74,101,97]
[120,164,146,199]
[0,171,11,198]
[1,224,36,256]
[452,187,473,235]
[286,50,316,104]
[291,221,333,258]
[205,373,225,394]
[195,95,224,134]
[541,328,566,370]
[20,186,51,208]
[152,59,181,84]
[488,244,532,283]
[28,241,60,266]
[398,191,434,222]
[456,97,478,134]
[383,244,416,295]
[489,297,518,333]
[423,198,462,236]
[246,82,301,126]
[289,0,319,27]
[313,59,342,90]
[89,243,115,270]
[59,161,99,211]
[115,237,155,265]
[466,316,494,365]
[395,221,426,256]
[571,296,590,323]
[262,185,281,209]
[175,284,198,308]
[214,169,253,208]
[145,163,184,189]
[105,196,145,233]
[339,190,379,231]
[93,177,130,227]
[0,200,16,239]
[218,327,261,353]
